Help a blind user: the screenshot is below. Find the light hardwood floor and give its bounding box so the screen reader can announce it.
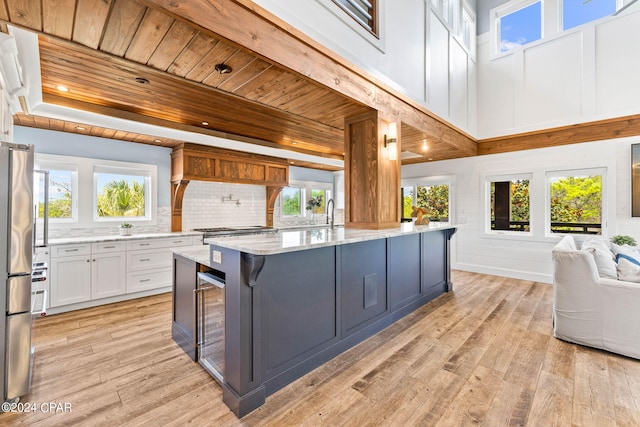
[3,270,640,426]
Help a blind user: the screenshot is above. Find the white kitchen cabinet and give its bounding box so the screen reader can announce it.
[49,235,197,311]
[50,253,92,307]
[0,82,13,143]
[91,242,126,299]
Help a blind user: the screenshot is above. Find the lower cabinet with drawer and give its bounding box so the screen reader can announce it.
[49,235,197,312]
[50,242,126,308]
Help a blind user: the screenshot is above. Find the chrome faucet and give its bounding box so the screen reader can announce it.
[326,198,335,228]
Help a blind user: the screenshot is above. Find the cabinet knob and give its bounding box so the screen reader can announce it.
[86,259,90,263]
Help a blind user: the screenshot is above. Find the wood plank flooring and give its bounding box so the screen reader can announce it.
[3,270,640,426]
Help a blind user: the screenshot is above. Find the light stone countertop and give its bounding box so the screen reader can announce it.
[48,231,203,245]
[204,222,458,256]
[171,245,211,267]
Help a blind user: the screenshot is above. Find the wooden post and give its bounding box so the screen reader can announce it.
[171,180,190,232]
[344,111,400,229]
[266,186,284,227]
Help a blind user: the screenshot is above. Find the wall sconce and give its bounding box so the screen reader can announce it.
[384,122,398,161]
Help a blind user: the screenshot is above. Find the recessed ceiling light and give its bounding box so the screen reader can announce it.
[428,158,433,161]
[201,121,209,126]
[292,142,297,145]
[56,85,69,92]
[290,161,295,164]
[135,77,150,85]
[154,139,162,143]
[75,126,86,131]
[214,63,232,74]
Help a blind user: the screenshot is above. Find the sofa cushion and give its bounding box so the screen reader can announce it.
[581,238,617,279]
[617,257,640,282]
[616,253,640,266]
[611,243,640,259]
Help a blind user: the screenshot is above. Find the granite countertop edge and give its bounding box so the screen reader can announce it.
[47,231,203,245]
[204,223,460,256]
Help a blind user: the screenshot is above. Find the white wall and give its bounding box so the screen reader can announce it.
[403,136,640,284]
[477,9,640,138]
[251,0,477,134]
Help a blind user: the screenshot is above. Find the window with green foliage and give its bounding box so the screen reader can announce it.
[95,174,146,218]
[402,187,414,220]
[281,187,302,216]
[309,189,328,214]
[548,170,603,234]
[417,184,449,222]
[487,175,531,233]
[38,169,75,220]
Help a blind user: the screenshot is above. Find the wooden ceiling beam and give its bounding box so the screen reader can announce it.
[140,0,478,157]
[477,114,640,156]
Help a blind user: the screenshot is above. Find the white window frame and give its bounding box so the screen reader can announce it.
[92,163,154,223]
[545,167,607,238]
[402,175,455,224]
[484,172,534,236]
[34,154,79,224]
[278,180,333,220]
[34,153,157,229]
[491,0,633,57]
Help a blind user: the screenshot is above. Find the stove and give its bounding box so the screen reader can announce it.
[192,226,277,239]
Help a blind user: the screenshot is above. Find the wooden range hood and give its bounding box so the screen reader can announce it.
[170,143,289,231]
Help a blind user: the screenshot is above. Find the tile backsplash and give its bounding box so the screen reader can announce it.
[47,206,172,239]
[182,181,266,230]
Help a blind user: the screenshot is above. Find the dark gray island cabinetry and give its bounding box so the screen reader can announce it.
[203,224,457,417]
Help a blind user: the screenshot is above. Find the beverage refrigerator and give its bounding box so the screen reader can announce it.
[1,141,34,402]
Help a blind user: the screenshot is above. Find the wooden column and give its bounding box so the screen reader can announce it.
[266,186,284,227]
[344,111,400,229]
[171,180,190,232]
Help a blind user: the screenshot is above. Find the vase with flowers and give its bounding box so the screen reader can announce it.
[306,195,323,224]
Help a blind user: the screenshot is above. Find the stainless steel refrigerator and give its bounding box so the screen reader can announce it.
[0,141,34,402]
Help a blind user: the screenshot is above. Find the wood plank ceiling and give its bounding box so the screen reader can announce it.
[1,0,472,168]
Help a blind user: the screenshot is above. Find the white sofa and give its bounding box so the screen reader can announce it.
[552,235,640,359]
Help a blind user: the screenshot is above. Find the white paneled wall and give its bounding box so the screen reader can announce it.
[478,10,640,138]
[403,136,640,284]
[181,182,266,230]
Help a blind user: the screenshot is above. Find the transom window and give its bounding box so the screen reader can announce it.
[332,0,377,34]
[493,0,630,54]
[499,1,542,52]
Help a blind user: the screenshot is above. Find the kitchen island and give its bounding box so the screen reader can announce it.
[175,223,457,417]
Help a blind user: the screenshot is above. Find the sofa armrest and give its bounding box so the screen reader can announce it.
[597,278,640,359]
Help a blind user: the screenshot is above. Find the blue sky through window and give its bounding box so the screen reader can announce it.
[500,2,542,52]
[563,0,616,30]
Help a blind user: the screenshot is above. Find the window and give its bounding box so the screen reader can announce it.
[548,169,604,235]
[461,5,476,51]
[499,1,542,52]
[35,153,157,227]
[281,187,303,216]
[417,184,450,222]
[493,0,628,54]
[487,175,531,233]
[94,168,150,221]
[563,0,616,30]
[278,181,333,219]
[332,0,377,34]
[401,186,414,220]
[34,159,78,222]
[401,177,454,223]
[309,188,329,214]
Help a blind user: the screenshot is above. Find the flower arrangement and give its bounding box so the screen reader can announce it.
[306,195,323,212]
